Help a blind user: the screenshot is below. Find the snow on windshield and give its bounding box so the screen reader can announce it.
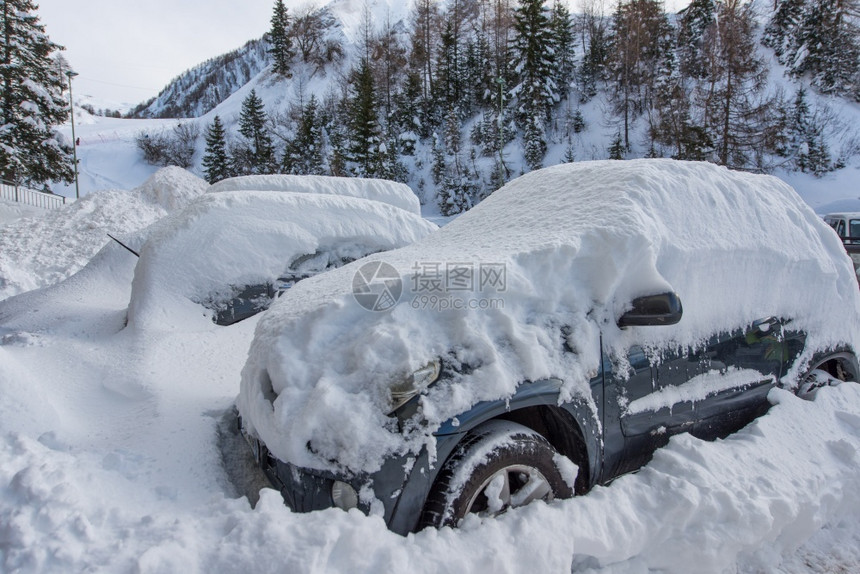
[208,174,422,215]
[126,191,437,331]
[239,159,860,476]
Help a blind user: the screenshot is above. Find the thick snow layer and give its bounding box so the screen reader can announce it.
[3,163,860,572]
[126,191,437,331]
[208,174,422,215]
[239,159,860,475]
[133,165,210,211]
[0,167,206,301]
[0,198,45,225]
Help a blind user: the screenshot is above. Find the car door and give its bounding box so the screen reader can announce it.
[609,344,698,475]
[690,318,785,439]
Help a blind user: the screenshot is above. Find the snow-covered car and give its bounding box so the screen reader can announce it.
[126,177,436,328]
[237,159,860,535]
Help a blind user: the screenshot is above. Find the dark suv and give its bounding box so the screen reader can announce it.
[238,159,860,535]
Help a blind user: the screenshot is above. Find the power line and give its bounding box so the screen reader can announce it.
[77,76,158,93]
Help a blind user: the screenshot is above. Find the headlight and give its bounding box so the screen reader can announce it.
[388,359,441,413]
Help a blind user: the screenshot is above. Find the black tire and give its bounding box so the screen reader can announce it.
[419,420,575,529]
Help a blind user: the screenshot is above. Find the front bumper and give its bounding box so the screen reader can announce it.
[248,434,338,513]
[239,417,464,535]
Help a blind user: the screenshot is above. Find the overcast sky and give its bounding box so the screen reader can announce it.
[37,0,274,108]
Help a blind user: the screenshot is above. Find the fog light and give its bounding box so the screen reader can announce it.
[331,481,358,511]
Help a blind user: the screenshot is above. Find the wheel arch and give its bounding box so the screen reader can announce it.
[432,379,602,494]
[799,348,859,382]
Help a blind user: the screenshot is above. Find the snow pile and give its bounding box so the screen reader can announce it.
[133,165,209,211]
[0,198,45,225]
[126,191,437,331]
[0,167,206,301]
[239,159,860,475]
[208,174,423,215]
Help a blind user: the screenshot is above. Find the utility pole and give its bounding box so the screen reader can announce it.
[66,70,80,199]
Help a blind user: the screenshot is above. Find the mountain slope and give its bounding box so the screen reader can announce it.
[129,38,270,119]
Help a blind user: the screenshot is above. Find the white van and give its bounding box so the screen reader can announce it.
[823,212,860,276]
[823,212,860,243]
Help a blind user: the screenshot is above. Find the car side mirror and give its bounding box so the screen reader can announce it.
[617,292,683,328]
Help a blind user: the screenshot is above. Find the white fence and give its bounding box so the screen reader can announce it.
[0,181,67,210]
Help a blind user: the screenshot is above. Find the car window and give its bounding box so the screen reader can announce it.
[850,220,860,240]
[837,220,846,238]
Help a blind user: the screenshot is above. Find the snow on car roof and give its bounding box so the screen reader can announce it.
[126,190,437,331]
[238,159,860,475]
[208,174,422,215]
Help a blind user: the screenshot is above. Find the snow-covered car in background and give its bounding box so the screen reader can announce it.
[237,159,860,535]
[126,176,436,328]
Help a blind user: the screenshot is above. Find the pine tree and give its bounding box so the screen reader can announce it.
[202,115,231,184]
[346,59,383,176]
[237,89,276,174]
[435,17,466,118]
[608,131,626,159]
[677,0,715,79]
[789,87,831,175]
[763,0,804,60]
[578,2,610,102]
[511,0,557,169]
[282,94,325,175]
[269,0,294,78]
[0,0,74,186]
[792,0,860,99]
[512,0,557,118]
[550,0,575,101]
[393,70,423,154]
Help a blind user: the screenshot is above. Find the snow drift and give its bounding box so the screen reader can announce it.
[0,167,207,301]
[239,159,860,476]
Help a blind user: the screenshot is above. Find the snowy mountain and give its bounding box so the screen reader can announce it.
[128,38,271,119]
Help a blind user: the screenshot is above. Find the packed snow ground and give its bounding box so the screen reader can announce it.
[3,165,860,572]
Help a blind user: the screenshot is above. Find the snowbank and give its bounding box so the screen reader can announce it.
[239,159,860,475]
[208,174,423,215]
[126,191,437,331]
[0,167,207,301]
[0,198,45,225]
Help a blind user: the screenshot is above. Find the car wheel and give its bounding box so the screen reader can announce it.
[796,357,857,400]
[419,419,574,529]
